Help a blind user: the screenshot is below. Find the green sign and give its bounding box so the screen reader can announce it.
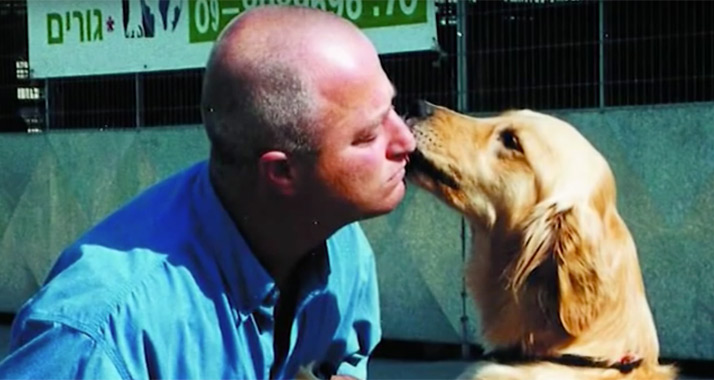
[189,0,428,43]
[27,0,435,77]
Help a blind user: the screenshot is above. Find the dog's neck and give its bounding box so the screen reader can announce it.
[467,221,660,365]
[482,346,644,374]
[468,224,571,353]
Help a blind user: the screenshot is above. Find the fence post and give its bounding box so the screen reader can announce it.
[598,0,605,109]
[456,0,469,113]
[456,0,471,361]
[44,78,50,130]
[135,73,144,128]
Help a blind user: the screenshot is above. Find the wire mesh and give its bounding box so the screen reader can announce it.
[464,0,600,111]
[0,0,34,132]
[604,1,714,106]
[2,0,714,132]
[47,75,136,129]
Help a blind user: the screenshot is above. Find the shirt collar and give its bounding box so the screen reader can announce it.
[190,161,332,320]
[191,161,275,320]
[296,242,331,293]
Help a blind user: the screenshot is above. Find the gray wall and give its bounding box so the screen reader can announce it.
[1,104,712,360]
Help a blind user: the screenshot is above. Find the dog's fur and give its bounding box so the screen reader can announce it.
[406,103,676,380]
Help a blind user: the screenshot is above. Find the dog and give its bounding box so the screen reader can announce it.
[405,101,676,380]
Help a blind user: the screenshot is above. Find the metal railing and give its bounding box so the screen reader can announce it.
[2,0,714,132]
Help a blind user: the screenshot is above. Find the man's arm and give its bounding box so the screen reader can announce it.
[0,319,125,379]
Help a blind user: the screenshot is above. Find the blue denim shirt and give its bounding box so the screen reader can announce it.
[0,161,381,379]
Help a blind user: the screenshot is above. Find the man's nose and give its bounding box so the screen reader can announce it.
[407,99,434,119]
[388,113,416,156]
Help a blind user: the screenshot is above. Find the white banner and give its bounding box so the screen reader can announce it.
[27,0,437,78]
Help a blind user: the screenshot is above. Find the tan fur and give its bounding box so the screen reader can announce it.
[407,104,676,380]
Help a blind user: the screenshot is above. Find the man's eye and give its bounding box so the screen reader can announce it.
[353,126,380,145]
[354,133,377,145]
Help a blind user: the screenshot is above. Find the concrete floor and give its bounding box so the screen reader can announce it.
[369,359,471,379]
[1,325,711,379]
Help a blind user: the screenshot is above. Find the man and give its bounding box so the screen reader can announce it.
[0,5,415,380]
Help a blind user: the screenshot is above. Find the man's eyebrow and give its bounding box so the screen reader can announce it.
[364,82,396,128]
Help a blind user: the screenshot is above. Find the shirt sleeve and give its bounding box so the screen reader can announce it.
[335,243,382,380]
[0,319,126,380]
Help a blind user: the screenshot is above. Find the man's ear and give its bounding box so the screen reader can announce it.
[258,151,297,196]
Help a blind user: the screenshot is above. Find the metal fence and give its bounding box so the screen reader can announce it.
[0,0,31,132]
[2,0,714,132]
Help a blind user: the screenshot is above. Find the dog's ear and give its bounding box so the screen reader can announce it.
[508,200,609,336]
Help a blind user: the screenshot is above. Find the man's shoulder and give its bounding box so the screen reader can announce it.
[11,243,231,378]
[20,245,177,333]
[16,160,232,343]
[80,161,208,245]
[15,244,227,360]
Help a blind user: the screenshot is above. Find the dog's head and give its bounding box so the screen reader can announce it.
[406,101,630,337]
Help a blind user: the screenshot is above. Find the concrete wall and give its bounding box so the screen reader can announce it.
[1,104,712,360]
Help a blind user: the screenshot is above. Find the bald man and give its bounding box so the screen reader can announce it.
[0,5,415,380]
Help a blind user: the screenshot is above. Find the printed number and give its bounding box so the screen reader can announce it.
[195,0,219,34]
[328,0,343,16]
[309,0,328,10]
[242,0,258,9]
[345,0,362,20]
[243,0,290,9]
[399,0,417,15]
[386,0,395,16]
[210,0,219,31]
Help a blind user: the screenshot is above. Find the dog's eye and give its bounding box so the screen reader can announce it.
[499,129,523,153]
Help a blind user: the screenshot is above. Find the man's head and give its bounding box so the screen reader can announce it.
[202,6,415,224]
[202,7,319,167]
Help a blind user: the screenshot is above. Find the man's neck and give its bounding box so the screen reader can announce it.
[209,163,339,285]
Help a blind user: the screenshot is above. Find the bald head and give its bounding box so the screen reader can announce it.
[216,6,371,64]
[202,6,380,168]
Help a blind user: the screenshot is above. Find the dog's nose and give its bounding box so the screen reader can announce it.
[407,99,434,119]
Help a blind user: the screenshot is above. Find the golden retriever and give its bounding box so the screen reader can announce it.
[405,101,676,380]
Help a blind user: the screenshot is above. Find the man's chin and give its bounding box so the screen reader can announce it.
[361,183,407,219]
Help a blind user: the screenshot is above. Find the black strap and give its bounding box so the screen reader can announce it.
[482,348,643,374]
